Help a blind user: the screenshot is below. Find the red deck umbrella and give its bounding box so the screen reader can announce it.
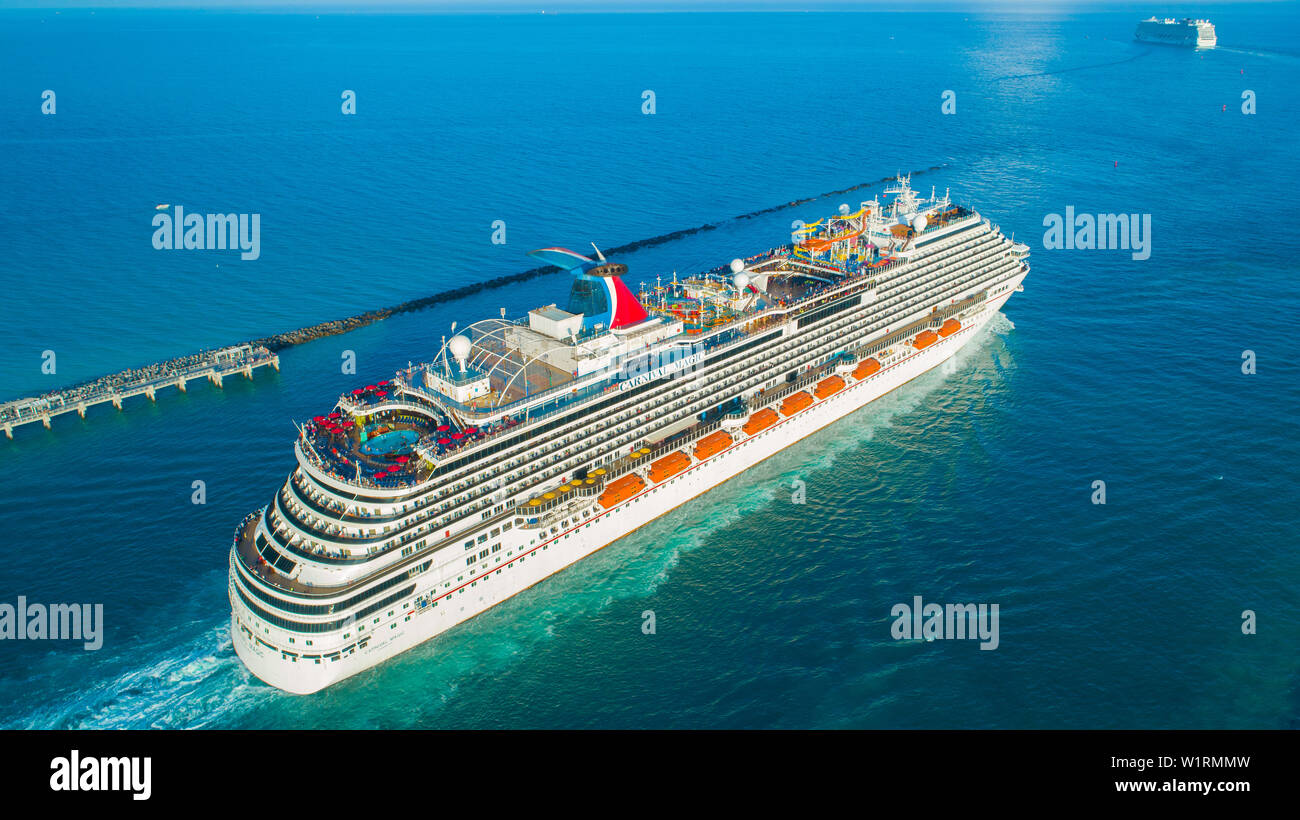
[451,432,464,440]
[351,389,364,395]
[437,437,450,444]
[313,415,326,423]
[365,385,377,390]
[342,420,354,427]
[375,391,388,398]
[387,465,401,472]
[395,455,409,463]
[328,412,340,419]
[436,424,449,432]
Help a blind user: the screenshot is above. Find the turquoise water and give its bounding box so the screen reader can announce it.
[0,6,1298,728]
[360,429,419,456]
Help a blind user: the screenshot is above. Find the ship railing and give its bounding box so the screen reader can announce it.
[296,437,430,493]
[518,481,604,520]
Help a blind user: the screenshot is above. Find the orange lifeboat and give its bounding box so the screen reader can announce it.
[853,358,881,380]
[913,330,939,350]
[597,474,646,509]
[780,391,813,417]
[693,431,733,461]
[938,318,961,338]
[648,451,692,483]
[742,408,779,435]
[814,375,845,399]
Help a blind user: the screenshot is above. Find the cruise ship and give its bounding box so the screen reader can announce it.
[1135,16,1217,48]
[228,176,1031,694]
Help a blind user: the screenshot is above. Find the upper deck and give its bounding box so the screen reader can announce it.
[292,177,980,492]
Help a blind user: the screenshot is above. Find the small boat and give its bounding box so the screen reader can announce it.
[913,330,939,350]
[155,204,170,211]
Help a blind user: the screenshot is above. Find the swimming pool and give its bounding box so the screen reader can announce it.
[359,429,419,456]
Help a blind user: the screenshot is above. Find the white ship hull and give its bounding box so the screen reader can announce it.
[232,279,1024,694]
[1135,18,1216,48]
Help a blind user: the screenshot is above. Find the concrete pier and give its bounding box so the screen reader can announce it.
[1,345,279,438]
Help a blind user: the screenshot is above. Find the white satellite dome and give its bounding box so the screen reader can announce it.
[838,203,850,215]
[447,334,472,368]
[733,271,751,290]
[911,213,928,233]
[729,258,745,274]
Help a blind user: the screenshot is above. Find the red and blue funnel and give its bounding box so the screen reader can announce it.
[528,247,648,331]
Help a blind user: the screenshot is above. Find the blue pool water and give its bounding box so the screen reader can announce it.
[0,6,1297,729]
[360,430,419,456]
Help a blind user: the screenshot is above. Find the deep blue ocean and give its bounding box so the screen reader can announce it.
[0,4,1297,729]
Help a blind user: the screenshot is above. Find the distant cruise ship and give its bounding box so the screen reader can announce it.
[228,175,1030,694]
[1136,16,1217,48]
